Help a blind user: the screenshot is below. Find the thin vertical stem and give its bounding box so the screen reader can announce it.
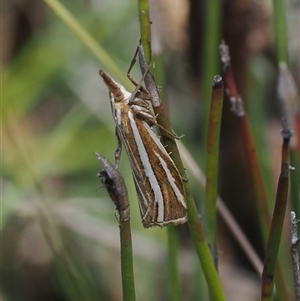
[167,226,182,301]
[205,75,224,265]
[261,127,291,301]
[291,211,300,301]
[202,0,222,148]
[138,0,152,64]
[220,41,290,301]
[95,153,136,301]
[137,3,182,301]
[272,0,289,65]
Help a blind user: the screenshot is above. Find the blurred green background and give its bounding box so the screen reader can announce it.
[1,0,299,300]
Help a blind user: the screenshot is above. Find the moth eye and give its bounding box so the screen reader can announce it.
[115,90,123,101]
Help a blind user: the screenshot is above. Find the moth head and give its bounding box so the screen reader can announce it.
[99,70,124,102]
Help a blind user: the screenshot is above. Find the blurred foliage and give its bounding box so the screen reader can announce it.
[1,0,299,300]
[2,1,167,300]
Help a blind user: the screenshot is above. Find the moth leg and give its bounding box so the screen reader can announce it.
[181,176,189,182]
[127,73,143,89]
[114,129,122,169]
[127,43,150,89]
[114,210,120,225]
[127,44,139,77]
[128,67,152,100]
[155,123,184,140]
[126,44,143,89]
[133,108,182,140]
[127,50,152,99]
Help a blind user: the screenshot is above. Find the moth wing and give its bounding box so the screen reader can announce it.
[116,124,158,228]
[132,173,156,228]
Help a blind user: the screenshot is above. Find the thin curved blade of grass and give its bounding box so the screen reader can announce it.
[43,0,129,87]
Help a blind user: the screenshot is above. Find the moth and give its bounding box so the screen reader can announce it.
[99,70,187,228]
